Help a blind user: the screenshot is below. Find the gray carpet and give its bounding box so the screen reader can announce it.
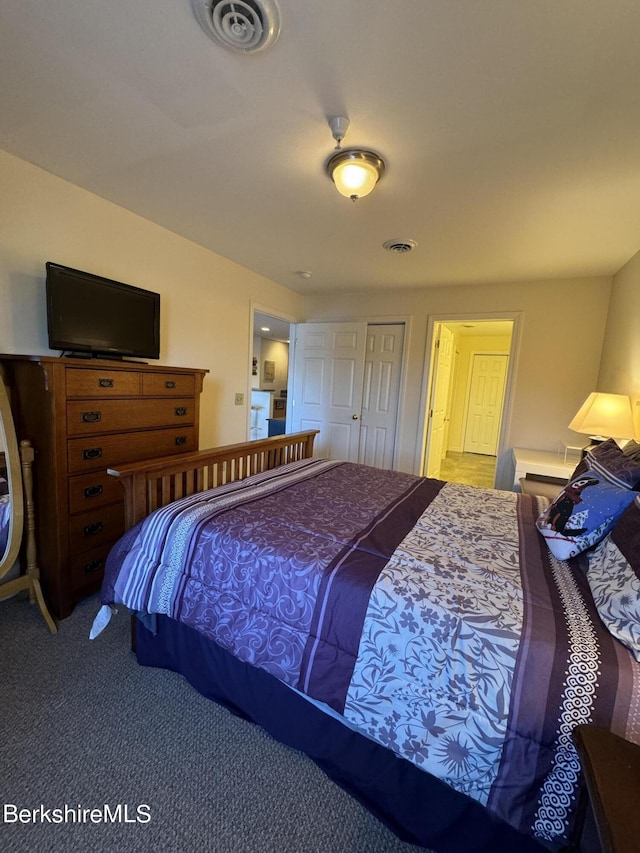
[1,593,427,853]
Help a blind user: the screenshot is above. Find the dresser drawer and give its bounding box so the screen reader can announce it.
[68,470,124,514]
[68,502,125,553]
[67,398,195,436]
[67,426,197,473]
[66,368,141,398]
[143,372,195,396]
[69,541,114,593]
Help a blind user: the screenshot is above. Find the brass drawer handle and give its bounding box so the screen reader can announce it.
[175,436,187,446]
[83,447,102,460]
[98,378,114,388]
[82,411,102,423]
[175,407,187,417]
[84,484,103,499]
[165,380,176,389]
[83,558,104,574]
[83,521,103,537]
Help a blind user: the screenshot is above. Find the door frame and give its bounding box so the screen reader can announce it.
[417,311,522,488]
[248,302,298,440]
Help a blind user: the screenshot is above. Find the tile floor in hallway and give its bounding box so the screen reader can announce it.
[438,450,497,488]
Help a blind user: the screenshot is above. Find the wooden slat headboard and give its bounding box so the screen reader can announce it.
[108,430,319,530]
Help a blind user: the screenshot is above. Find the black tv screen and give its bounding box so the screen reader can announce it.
[46,262,160,360]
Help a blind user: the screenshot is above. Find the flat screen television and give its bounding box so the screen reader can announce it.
[46,262,160,361]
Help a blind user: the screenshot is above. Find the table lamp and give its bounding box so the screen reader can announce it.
[568,392,636,445]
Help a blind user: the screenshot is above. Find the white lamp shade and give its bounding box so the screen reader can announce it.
[326,149,385,200]
[568,392,636,440]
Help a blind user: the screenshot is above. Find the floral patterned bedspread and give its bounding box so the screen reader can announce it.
[97,458,640,848]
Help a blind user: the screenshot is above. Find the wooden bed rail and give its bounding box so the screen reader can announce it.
[108,429,319,530]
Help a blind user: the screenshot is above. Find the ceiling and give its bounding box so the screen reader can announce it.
[3,1,640,295]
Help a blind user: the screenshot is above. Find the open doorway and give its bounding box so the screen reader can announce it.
[423,318,515,487]
[250,310,291,441]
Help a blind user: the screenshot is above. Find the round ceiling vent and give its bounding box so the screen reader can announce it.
[383,238,418,254]
[191,0,281,54]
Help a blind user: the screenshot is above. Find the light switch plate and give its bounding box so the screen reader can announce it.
[235,393,244,405]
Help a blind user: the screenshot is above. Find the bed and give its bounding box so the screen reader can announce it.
[91,430,640,852]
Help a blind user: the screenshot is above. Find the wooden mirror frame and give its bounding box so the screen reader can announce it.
[0,368,56,632]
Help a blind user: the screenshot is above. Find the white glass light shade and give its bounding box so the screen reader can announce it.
[568,392,636,440]
[326,149,385,200]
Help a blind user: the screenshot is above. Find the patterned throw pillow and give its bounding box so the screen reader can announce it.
[589,438,640,485]
[587,498,640,662]
[622,439,640,463]
[536,441,640,560]
[569,438,640,486]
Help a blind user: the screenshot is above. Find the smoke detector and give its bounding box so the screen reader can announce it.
[383,238,418,254]
[192,0,281,54]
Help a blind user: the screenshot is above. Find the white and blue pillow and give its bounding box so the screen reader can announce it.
[536,440,640,561]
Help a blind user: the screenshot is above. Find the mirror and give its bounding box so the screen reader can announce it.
[0,367,57,632]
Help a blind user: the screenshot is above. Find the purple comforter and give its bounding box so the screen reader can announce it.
[96,457,640,847]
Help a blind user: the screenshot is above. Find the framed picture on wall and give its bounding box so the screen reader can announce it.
[263,360,275,382]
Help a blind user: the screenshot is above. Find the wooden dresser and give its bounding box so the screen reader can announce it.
[0,355,207,619]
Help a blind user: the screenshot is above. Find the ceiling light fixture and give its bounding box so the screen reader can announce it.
[325,116,385,201]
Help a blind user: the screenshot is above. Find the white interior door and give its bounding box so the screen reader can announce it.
[358,324,404,469]
[425,325,454,478]
[289,322,367,462]
[442,346,458,455]
[464,354,508,455]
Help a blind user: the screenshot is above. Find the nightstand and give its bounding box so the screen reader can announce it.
[512,448,577,493]
[572,725,640,852]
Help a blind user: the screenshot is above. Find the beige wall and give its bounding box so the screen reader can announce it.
[254,338,289,394]
[598,247,640,437]
[2,149,624,480]
[0,150,303,447]
[303,277,612,487]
